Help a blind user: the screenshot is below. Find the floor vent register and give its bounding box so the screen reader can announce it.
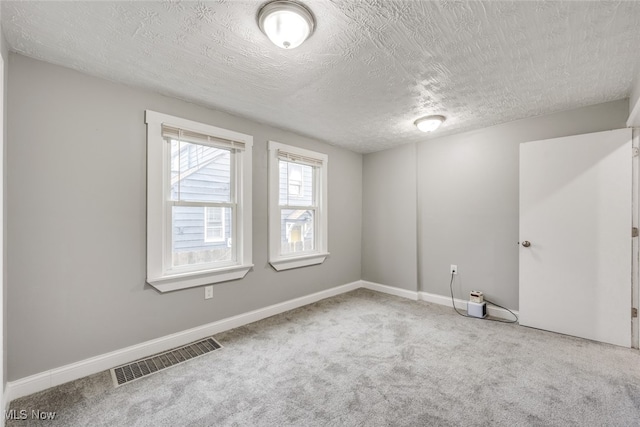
[110,337,222,387]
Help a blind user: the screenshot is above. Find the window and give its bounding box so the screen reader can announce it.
[287,163,304,198]
[146,111,253,292]
[268,141,328,271]
[204,207,226,243]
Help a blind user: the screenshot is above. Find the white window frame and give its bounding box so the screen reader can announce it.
[204,206,226,243]
[268,141,328,271]
[146,110,253,292]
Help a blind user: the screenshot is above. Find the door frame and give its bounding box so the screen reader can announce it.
[632,129,639,349]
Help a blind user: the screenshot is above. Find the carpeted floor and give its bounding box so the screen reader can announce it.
[7,289,640,426]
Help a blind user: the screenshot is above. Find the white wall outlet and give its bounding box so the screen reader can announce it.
[450,264,458,275]
[204,285,213,300]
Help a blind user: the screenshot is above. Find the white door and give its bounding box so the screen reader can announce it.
[519,128,632,347]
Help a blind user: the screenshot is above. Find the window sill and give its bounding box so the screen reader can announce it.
[269,253,329,271]
[147,264,253,292]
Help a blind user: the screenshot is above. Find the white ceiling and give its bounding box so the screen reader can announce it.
[3,1,640,153]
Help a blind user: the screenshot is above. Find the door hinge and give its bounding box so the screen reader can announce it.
[633,308,638,318]
[634,147,639,157]
[633,227,639,238]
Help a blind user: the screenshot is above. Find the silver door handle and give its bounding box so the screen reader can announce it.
[522,241,531,247]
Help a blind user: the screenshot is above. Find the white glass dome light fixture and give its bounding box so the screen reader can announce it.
[414,115,446,132]
[258,0,315,49]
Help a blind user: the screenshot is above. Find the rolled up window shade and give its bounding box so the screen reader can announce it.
[162,125,245,151]
[277,149,324,167]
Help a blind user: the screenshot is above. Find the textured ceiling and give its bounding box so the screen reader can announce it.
[3,1,640,153]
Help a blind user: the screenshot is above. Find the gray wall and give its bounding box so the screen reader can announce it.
[362,143,417,291]
[630,74,640,126]
[631,74,640,119]
[7,54,362,380]
[363,99,629,310]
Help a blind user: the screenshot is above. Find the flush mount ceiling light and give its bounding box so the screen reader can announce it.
[414,115,446,132]
[258,0,315,49]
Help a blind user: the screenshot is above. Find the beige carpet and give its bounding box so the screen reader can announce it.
[7,288,640,426]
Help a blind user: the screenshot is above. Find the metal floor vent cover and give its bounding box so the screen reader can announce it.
[110,337,222,387]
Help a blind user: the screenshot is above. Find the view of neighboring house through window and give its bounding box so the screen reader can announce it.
[146,110,253,292]
[268,141,328,271]
[170,139,233,266]
[287,163,304,197]
[279,160,314,255]
[204,207,226,243]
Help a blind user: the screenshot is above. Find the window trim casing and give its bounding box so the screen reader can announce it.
[268,140,328,271]
[146,110,253,292]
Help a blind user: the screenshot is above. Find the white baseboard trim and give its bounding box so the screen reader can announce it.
[355,281,518,322]
[360,281,418,300]
[4,280,362,404]
[5,280,519,404]
[419,291,519,322]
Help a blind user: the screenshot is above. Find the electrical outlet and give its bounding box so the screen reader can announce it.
[450,264,458,275]
[204,285,213,300]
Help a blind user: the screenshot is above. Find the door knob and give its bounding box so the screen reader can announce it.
[522,241,531,247]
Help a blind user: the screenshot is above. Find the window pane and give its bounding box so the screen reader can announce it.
[280,208,315,255]
[279,160,314,206]
[204,206,226,243]
[172,206,233,267]
[170,139,231,203]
